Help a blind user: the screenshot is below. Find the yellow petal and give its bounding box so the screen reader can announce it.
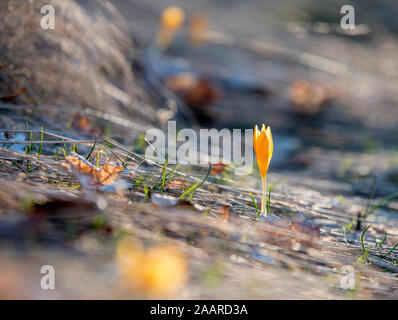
[253,125,259,149]
[257,128,270,178]
[266,126,273,163]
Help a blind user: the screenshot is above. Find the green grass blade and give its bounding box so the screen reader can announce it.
[250,192,259,218]
[180,164,212,200]
[360,224,372,263]
[266,185,272,214]
[376,234,387,248]
[86,135,98,160]
[160,159,169,194]
[385,242,398,258]
[38,125,44,155]
[95,150,101,168]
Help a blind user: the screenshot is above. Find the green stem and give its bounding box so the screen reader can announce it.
[261,177,267,215]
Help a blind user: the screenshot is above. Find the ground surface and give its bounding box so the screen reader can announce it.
[1,0,398,299]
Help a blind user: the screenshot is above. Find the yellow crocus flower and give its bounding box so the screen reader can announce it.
[253,124,273,215]
[155,6,185,50]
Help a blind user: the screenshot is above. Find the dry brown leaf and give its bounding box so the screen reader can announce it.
[65,155,123,186]
[163,179,189,190]
[94,163,123,185]
[217,205,230,224]
[72,113,101,134]
[288,80,336,115]
[165,72,220,107]
[185,78,220,107]
[65,155,94,175]
[214,205,231,238]
[210,163,228,175]
[0,86,26,103]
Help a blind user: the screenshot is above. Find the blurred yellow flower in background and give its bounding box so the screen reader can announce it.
[253,124,273,215]
[115,238,187,297]
[155,6,185,50]
[188,12,209,47]
[161,6,185,29]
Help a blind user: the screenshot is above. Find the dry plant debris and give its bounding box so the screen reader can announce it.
[64,155,124,186]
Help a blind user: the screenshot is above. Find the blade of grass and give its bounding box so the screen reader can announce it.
[86,135,98,160]
[165,163,180,179]
[122,145,135,168]
[180,181,200,200]
[96,150,101,168]
[25,121,32,154]
[134,173,146,185]
[144,185,150,200]
[266,185,272,214]
[180,164,212,200]
[38,125,44,155]
[63,139,68,154]
[153,163,181,190]
[153,159,169,188]
[376,234,387,248]
[160,159,169,194]
[358,224,372,263]
[365,191,398,218]
[250,192,259,218]
[384,242,398,258]
[139,170,154,186]
[144,175,153,190]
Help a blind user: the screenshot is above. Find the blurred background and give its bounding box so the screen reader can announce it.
[107,0,398,195]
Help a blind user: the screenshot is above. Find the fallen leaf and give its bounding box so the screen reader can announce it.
[185,78,220,107]
[65,154,94,175]
[72,112,101,134]
[94,163,123,185]
[216,205,231,237]
[64,155,123,186]
[0,86,26,103]
[165,72,220,107]
[217,205,230,224]
[163,179,189,190]
[210,163,227,175]
[288,80,336,115]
